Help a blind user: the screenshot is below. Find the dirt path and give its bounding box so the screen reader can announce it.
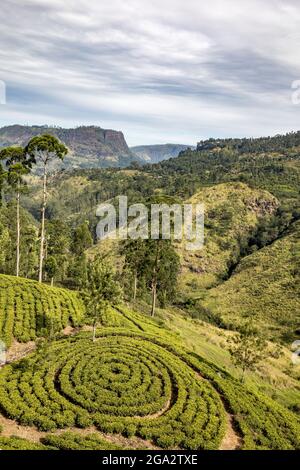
[219,412,242,450]
[5,340,36,364]
[194,371,242,450]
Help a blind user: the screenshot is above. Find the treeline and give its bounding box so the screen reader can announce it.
[196,131,300,153]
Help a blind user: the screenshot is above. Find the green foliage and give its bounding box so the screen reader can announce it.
[186,353,300,450]
[0,204,38,278]
[204,220,300,342]
[177,183,278,296]
[25,134,68,164]
[0,129,299,451]
[0,333,225,450]
[45,256,58,283]
[0,436,48,450]
[227,319,268,376]
[81,256,122,338]
[41,432,124,450]
[45,219,71,282]
[0,274,85,346]
[0,294,299,450]
[142,239,180,308]
[72,221,93,256]
[121,238,180,310]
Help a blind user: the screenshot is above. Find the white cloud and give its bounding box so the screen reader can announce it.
[0,0,300,145]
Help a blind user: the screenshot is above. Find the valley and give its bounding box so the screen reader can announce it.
[0,130,299,450]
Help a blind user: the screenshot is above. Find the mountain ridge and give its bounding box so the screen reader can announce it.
[0,124,141,171]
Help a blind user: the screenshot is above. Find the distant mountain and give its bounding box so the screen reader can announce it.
[131,144,195,163]
[0,125,141,172]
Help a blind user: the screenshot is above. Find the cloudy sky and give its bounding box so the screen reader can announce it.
[0,0,300,145]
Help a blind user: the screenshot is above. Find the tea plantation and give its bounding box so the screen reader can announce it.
[0,274,85,346]
[0,278,299,450]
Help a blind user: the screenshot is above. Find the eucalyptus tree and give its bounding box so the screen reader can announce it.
[81,255,122,341]
[0,161,6,207]
[144,239,180,317]
[227,319,268,381]
[120,238,145,301]
[121,237,180,316]
[25,135,68,282]
[0,146,33,276]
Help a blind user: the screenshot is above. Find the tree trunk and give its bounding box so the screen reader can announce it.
[51,277,54,287]
[151,241,160,317]
[151,280,157,317]
[92,320,97,342]
[39,164,47,283]
[133,271,137,301]
[16,186,20,277]
[1,186,6,208]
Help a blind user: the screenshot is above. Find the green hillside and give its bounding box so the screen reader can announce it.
[149,139,300,216]
[0,299,299,450]
[203,221,300,342]
[0,274,85,346]
[177,182,278,295]
[1,130,300,451]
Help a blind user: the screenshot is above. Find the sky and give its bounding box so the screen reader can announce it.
[0,0,300,146]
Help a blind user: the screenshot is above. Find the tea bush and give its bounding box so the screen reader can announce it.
[0,274,85,346]
[0,334,225,450]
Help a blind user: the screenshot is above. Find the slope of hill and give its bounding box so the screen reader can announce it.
[0,294,299,450]
[0,125,141,171]
[202,221,300,342]
[131,144,194,163]
[81,182,279,299]
[0,274,85,346]
[177,183,278,294]
[150,134,300,215]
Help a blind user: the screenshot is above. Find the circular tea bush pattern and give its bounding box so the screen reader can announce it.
[0,335,225,449]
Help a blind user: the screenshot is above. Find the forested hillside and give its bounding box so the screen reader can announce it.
[6,131,298,344]
[0,130,299,451]
[203,220,300,342]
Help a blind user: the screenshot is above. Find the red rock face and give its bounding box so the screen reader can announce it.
[104,129,125,146]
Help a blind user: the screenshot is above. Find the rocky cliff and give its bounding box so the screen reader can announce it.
[0,125,140,171]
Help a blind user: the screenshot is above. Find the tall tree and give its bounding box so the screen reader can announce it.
[144,239,180,316]
[46,219,71,282]
[0,162,6,207]
[45,256,58,286]
[25,135,67,282]
[121,238,179,316]
[81,255,122,341]
[120,238,145,301]
[72,221,93,256]
[0,147,33,276]
[227,319,268,380]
